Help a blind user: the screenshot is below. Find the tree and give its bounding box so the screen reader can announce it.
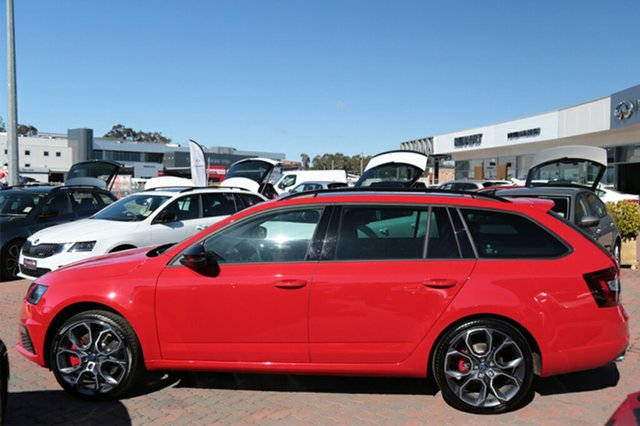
[17,124,38,136]
[104,124,171,143]
[309,153,371,175]
[300,153,310,169]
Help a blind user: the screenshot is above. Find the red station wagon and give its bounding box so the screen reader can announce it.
[17,188,629,414]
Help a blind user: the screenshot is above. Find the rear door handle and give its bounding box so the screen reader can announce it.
[274,279,307,289]
[423,278,458,289]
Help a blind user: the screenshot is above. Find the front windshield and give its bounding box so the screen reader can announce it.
[356,163,423,188]
[92,194,170,222]
[0,192,44,216]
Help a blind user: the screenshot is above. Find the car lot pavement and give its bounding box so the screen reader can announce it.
[0,262,638,425]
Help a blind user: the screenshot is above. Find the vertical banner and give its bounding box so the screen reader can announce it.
[189,139,207,187]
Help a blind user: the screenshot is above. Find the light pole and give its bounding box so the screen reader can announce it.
[6,0,19,186]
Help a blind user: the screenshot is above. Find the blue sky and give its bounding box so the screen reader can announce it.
[2,0,639,161]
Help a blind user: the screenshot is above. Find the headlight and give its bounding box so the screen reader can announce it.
[26,283,48,305]
[67,241,96,252]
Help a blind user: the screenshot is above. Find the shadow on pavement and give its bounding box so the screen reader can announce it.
[4,390,131,426]
[534,362,620,395]
[175,371,438,396]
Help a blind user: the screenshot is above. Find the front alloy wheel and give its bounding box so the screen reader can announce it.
[50,310,143,399]
[433,319,534,414]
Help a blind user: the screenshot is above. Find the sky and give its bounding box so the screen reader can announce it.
[1,0,640,162]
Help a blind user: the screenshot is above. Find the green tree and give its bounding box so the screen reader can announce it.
[17,124,38,136]
[300,153,310,169]
[104,124,171,143]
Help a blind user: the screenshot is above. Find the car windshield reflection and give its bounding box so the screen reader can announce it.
[92,194,170,222]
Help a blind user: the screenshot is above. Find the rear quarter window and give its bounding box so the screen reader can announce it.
[461,208,569,258]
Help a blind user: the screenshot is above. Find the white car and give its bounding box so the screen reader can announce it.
[18,187,266,279]
[596,186,639,204]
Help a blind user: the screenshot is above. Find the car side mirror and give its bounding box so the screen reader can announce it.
[579,215,600,227]
[179,244,220,277]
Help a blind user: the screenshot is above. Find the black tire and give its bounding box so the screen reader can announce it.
[433,318,534,414]
[1,240,23,281]
[613,241,621,266]
[49,310,144,400]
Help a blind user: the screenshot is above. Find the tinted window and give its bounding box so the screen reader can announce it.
[70,191,102,216]
[42,193,74,218]
[0,192,43,216]
[426,208,460,259]
[586,193,607,218]
[203,207,323,263]
[462,209,568,258]
[163,195,201,221]
[235,193,264,210]
[202,192,236,217]
[335,206,427,260]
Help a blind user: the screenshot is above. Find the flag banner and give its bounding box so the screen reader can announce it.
[189,139,207,187]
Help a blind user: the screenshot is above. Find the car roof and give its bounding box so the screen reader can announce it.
[496,187,587,196]
[139,186,267,197]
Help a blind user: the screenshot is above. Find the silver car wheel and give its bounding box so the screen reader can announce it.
[442,327,526,408]
[54,319,132,396]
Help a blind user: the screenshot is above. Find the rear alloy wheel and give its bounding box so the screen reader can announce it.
[433,319,534,414]
[50,310,143,400]
[613,242,621,266]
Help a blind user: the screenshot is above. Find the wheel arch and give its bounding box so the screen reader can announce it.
[43,302,142,369]
[426,313,542,388]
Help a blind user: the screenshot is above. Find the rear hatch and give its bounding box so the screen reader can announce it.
[65,160,121,190]
[525,145,606,190]
[219,158,280,194]
[355,150,428,188]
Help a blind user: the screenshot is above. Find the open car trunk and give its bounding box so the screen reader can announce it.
[65,160,121,190]
[355,150,429,188]
[525,145,607,190]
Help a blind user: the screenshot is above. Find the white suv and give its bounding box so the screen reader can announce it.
[18,187,266,279]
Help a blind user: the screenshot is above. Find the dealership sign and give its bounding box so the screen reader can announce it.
[611,85,640,129]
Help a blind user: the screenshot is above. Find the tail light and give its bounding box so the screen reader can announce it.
[583,267,620,307]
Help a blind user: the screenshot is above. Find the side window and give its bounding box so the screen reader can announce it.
[335,206,428,260]
[234,193,264,210]
[462,209,568,258]
[575,194,591,222]
[161,195,201,221]
[426,207,460,259]
[202,193,236,217]
[278,175,297,190]
[547,197,569,219]
[70,191,101,216]
[586,193,607,218]
[96,193,116,207]
[203,207,323,263]
[42,193,74,218]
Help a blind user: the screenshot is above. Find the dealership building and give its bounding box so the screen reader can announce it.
[400,84,640,194]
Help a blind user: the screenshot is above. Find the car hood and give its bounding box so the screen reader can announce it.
[47,246,155,280]
[26,218,138,243]
[525,145,606,190]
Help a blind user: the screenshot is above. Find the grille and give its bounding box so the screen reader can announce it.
[19,264,51,278]
[22,241,64,258]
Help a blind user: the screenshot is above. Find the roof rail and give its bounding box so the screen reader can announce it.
[278,186,511,202]
[142,186,251,193]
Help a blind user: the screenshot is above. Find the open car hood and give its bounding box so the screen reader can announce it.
[525,145,607,190]
[65,160,121,190]
[219,157,280,194]
[355,150,428,188]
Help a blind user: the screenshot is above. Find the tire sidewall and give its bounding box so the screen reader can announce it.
[50,310,142,400]
[433,318,534,414]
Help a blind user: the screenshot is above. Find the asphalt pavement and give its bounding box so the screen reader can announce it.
[0,263,638,425]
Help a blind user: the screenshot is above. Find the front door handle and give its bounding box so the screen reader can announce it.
[196,225,209,231]
[274,279,307,289]
[423,278,458,289]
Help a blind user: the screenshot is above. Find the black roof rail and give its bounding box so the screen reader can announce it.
[52,184,103,191]
[277,186,511,202]
[142,185,252,194]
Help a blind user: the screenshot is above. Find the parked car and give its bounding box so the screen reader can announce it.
[220,157,281,199]
[596,186,639,204]
[355,150,429,188]
[438,179,511,191]
[284,180,348,195]
[0,337,8,424]
[17,186,628,414]
[273,170,348,195]
[496,145,622,263]
[18,186,267,280]
[0,184,117,281]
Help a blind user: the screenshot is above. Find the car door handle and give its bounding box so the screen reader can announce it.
[196,225,209,231]
[274,279,307,289]
[423,278,458,289]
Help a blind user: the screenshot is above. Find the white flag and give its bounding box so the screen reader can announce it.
[189,139,207,187]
